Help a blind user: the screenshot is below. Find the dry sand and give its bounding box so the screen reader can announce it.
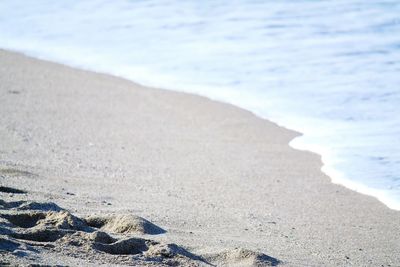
[0,49,399,266]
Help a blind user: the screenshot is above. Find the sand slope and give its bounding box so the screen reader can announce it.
[0,49,399,266]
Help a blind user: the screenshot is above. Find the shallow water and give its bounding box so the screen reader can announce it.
[1,0,399,209]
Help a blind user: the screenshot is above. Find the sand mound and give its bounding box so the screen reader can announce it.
[15,201,63,212]
[2,210,86,231]
[0,182,279,266]
[85,214,165,235]
[1,209,86,243]
[0,200,62,212]
[0,198,208,266]
[92,236,154,255]
[1,198,281,266]
[145,243,206,263]
[209,248,281,267]
[88,230,116,244]
[37,211,86,230]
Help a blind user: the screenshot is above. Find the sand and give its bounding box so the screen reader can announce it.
[0,49,399,266]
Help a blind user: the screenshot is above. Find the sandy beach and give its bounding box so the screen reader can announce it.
[0,49,399,266]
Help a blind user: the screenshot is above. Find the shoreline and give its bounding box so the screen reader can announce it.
[4,46,398,212]
[289,138,400,211]
[1,49,399,266]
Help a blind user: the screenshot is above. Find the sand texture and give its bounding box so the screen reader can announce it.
[0,49,399,266]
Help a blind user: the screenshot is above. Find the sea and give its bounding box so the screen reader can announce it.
[0,0,399,210]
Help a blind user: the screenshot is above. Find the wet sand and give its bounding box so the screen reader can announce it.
[0,49,399,266]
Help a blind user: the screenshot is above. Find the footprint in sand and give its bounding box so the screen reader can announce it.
[85,214,166,235]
